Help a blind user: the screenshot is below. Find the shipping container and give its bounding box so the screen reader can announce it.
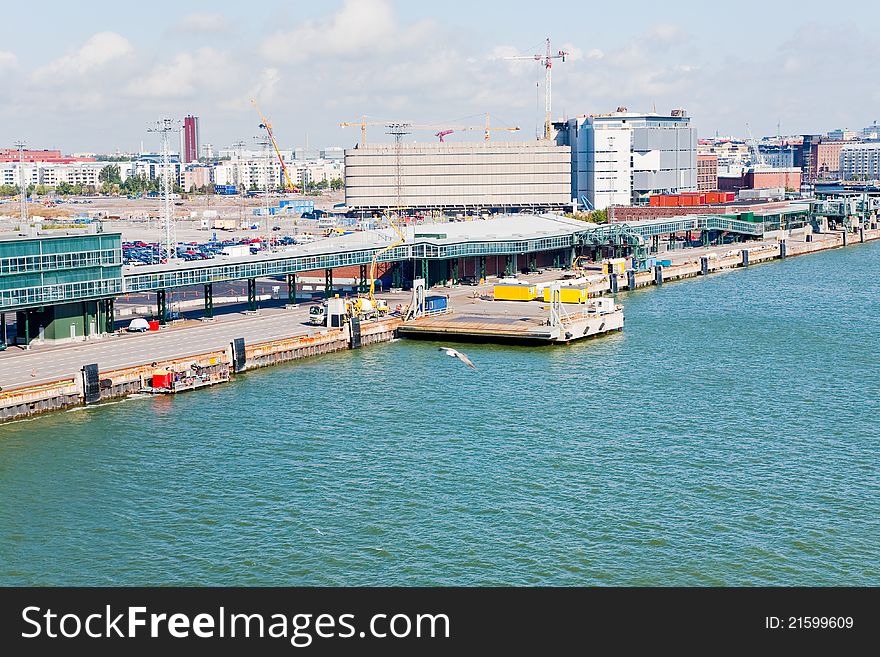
[425,295,449,312]
[493,283,537,301]
[542,286,589,304]
[152,371,172,389]
[602,258,627,275]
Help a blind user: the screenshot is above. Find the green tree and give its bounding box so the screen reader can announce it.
[56,182,74,195]
[565,208,608,224]
[99,164,122,185]
[330,177,344,191]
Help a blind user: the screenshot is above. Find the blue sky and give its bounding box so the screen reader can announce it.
[0,0,877,152]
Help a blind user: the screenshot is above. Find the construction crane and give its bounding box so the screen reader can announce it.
[434,114,521,142]
[367,216,406,305]
[504,38,568,141]
[340,117,389,147]
[745,123,767,169]
[251,98,297,191]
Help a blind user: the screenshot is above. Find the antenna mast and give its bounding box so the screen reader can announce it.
[148,118,180,261]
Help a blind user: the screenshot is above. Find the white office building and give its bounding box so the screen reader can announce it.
[0,161,110,189]
[559,109,697,210]
[839,142,880,180]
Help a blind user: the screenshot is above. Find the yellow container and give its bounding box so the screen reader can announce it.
[543,286,588,304]
[493,283,537,301]
[601,258,626,275]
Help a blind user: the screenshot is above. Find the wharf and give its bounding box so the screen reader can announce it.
[399,309,623,344]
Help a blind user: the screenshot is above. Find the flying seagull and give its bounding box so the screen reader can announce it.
[438,346,477,370]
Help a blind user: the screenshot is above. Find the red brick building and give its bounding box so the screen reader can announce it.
[696,154,718,192]
[815,141,845,180]
[719,167,801,192]
[0,148,94,164]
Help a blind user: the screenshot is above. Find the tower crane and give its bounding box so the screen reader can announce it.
[504,38,568,141]
[339,117,388,147]
[434,114,521,142]
[251,98,297,191]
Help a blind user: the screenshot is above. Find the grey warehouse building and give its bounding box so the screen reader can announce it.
[344,141,572,213]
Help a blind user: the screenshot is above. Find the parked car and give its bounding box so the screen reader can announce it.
[458,275,478,286]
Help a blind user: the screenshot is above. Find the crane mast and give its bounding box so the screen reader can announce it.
[504,37,568,140]
[251,99,297,191]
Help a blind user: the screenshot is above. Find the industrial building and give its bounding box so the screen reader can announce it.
[558,109,697,210]
[344,141,571,212]
[839,142,880,181]
[0,230,122,345]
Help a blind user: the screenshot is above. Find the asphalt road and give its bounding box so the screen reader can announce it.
[0,305,322,391]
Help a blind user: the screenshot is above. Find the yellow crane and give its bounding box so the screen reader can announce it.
[251,98,297,191]
[343,114,521,145]
[339,117,388,147]
[367,214,406,305]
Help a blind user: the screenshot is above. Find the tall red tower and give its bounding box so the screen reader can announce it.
[183,115,199,163]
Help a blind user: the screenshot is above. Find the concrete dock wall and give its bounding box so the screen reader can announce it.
[0,317,403,423]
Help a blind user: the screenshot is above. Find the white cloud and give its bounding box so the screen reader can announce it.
[645,23,689,48]
[33,32,132,80]
[0,51,17,71]
[173,12,232,34]
[222,67,280,111]
[260,0,427,64]
[587,48,604,60]
[126,48,229,99]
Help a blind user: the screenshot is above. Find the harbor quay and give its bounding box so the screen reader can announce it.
[1,207,878,423]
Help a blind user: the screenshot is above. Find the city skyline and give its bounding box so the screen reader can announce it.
[0,0,878,152]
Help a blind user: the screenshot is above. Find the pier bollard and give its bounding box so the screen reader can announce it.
[842,231,848,247]
[806,234,813,243]
[741,250,749,267]
[779,240,787,259]
[860,227,865,243]
[654,265,663,286]
[609,273,618,294]
[627,270,636,291]
[700,256,709,275]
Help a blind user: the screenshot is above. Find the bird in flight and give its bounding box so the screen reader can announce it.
[437,346,477,370]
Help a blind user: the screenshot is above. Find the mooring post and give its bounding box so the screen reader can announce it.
[741,249,749,267]
[654,265,663,286]
[700,256,709,275]
[609,273,618,293]
[779,240,787,259]
[627,269,636,290]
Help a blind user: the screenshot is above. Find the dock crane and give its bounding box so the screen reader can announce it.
[251,98,297,191]
[504,38,568,140]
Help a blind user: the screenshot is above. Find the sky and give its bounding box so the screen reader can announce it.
[0,0,877,153]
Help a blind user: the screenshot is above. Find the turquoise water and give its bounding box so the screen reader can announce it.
[1,243,879,585]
